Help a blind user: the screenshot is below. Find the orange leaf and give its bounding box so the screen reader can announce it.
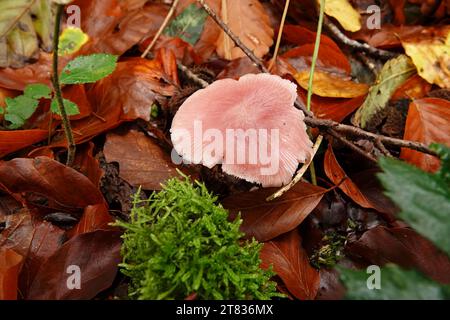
[0,130,48,158]
[260,230,320,300]
[324,144,375,209]
[0,248,23,300]
[400,98,450,172]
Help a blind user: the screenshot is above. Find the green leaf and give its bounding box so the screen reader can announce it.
[4,95,39,129]
[50,98,80,116]
[353,55,416,128]
[431,143,450,186]
[378,156,450,256]
[340,265,450,300]
[60,54,118,85]
[24,83,51,99]
[164,4,208,45]
[58,27,89,56]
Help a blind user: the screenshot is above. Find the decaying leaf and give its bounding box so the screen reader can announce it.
[319,0,361,32]
[216,0,274,60]
[222,181,327,242]
[0,248,23,300]
[401,98,450,172]
[260,230,320,300]
[295,70,369,98]
[104,130,178,191]
[403,31,450,89]
[353,55,416,128]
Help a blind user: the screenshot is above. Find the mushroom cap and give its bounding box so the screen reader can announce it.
[170,73,313,187]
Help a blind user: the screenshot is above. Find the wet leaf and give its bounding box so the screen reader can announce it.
[324,144,375,209]
[103,130,178,191]
[353,55,416,128]
[222,182,327,241]
[0,248,23,300]
[26,230,122,299]
[260,230,320,300]
[295,70,369,98]
[400,98,450,172]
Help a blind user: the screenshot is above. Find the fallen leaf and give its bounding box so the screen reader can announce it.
[283,25,342,52]
[353,55,416,128]
[346,226,450,284]
[0,157,104,211]
[0,129,48,158]
[73,142,104,187]
[216,0,274,60]
[320,0,361,32]
[67,203,114,238]
[401,98,450,172]
[260,229,320,300]
[295,70,369,98]
[104,130,178,191]
[26,230,122,300]
[324,144,375,209]
[391,74,432,101]
[222,182,327,241]
[0,248,23,300]
[403,30,450,88]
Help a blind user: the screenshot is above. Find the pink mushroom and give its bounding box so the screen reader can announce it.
[170,73,313,187]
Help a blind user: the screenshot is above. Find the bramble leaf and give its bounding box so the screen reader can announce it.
[4,95,39,129]
[60,54,118,85]
[50,98,80,116]
[24,83,52,99]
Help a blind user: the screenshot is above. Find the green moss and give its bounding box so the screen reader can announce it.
[116,173,280,300]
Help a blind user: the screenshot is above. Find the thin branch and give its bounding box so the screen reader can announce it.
[268,0,290,70]
[324,17,397,59]
[197,0,438,159]
[52,4,76,167]
[141,0,180,58]
[326,129,377,163]
[267,135,323,201]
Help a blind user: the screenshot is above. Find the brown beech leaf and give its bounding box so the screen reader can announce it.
[324,144,375,209]
[104,130,178,191]
[18,221,65,297]
[67,203,114,238]
[0,211,34,257]
[0,248,23,300]
[0,157,104,210]
[391,74,432,101]
[26,230,122,300]
[346,226,450,284]
[260,230,320,300]
[74,0,168,56]
[73,142,104,188]
[400,98,450,172]
[216,0,274,60]
[222,182,327,242]
[283,25,342,53]
[295,71,369,98]
[0,130,48,158]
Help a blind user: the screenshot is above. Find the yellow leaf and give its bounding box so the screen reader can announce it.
[403,32,450,89]
[319,0,361,32]
[58,27,89,56]
[295,70,369,98]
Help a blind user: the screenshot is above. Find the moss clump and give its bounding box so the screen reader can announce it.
[116,174,279,300]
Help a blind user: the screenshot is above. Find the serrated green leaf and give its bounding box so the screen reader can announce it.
[354,55,416,128]
[50,98,80,116]
[24,83,51,99]
[58,27,89,56]
[5,95,39,129]
[431,143,450,186]
[164,4,208,45]
[340,265,450,300]
[60,54,118,85]
[378,156,450,256]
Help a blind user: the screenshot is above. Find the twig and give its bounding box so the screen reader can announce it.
[267,135,323,201]
[52,4,76,167]
[197,0,438,159]
[141,0,180,58]
[324,17,397,59]
[268,0,290,70]
[375,138,393,157]
[177,62,209,88]
[326,129,377,163]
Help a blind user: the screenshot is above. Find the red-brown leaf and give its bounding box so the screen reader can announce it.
[400,98,450,172]
[260,230,320,300]
[222,182,327,242]
[0,248,23,300]
[0,130,48,159]
[67,203,114,238]
[26,230,122,300]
